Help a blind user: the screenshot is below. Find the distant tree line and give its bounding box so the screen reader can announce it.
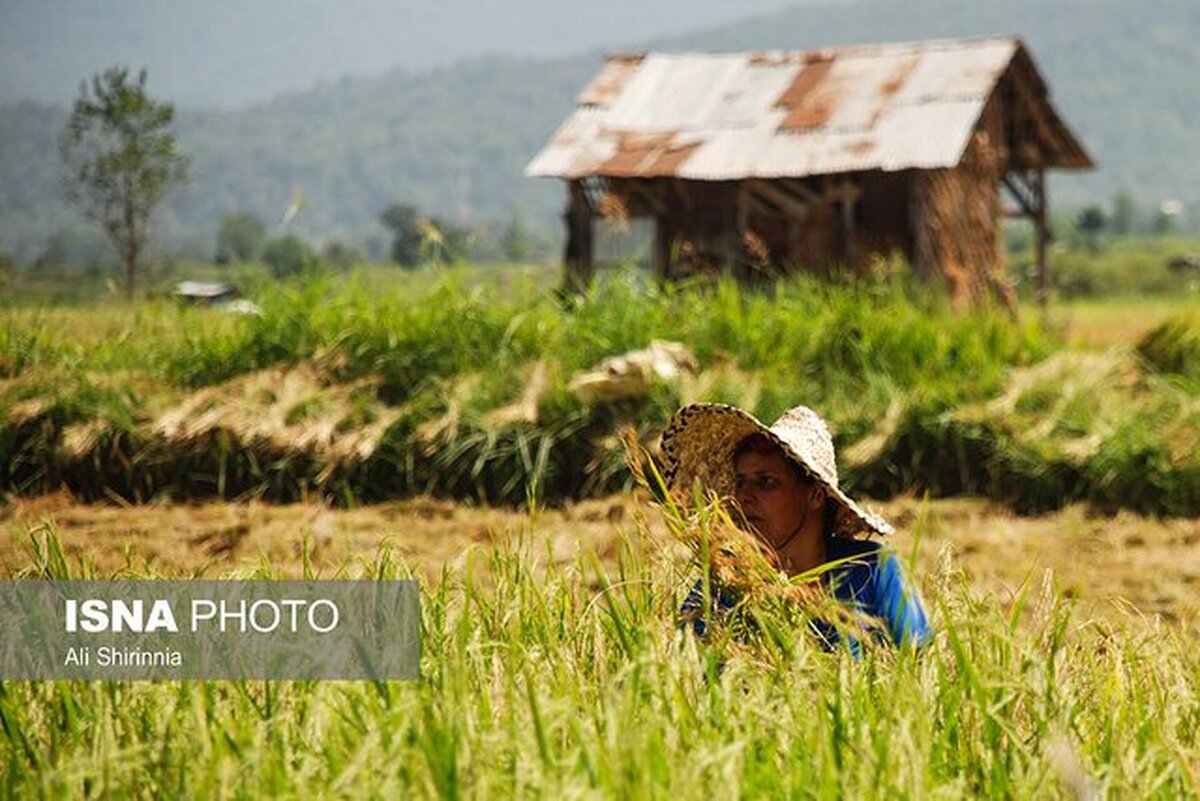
[199,200,542,278]
[1004,189,1190,257]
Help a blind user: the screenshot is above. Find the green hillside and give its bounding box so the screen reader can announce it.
[0,0,1196,260]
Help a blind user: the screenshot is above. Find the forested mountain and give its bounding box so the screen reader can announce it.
[1,0,1196,261]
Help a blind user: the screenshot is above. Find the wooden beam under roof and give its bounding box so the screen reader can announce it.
[746,179,811,218]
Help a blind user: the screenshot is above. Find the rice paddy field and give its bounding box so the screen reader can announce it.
[1,265,1199,797]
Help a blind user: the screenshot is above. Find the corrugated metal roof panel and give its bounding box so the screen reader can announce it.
[708,62,798,129]
[602,54,746,132]
[675,100,985,179]
[868,101,985,170]
[679,123,782,179]
[525,108,611,177]
[577,54,644,107]
[526,37,1086,180]
[887,40,1016,104]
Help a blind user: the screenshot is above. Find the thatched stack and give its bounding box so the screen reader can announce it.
[912,129,1015,313]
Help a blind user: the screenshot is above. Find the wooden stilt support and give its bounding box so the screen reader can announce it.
[653,216,672,283]
[731,182,749,278]
[840,182,856,271]
[562,180,594,295]
[1034,168,1049,309]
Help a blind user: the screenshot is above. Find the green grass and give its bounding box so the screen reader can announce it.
[1035,295,1195,351]
[1138,311,1200,383]
[1,266,1197,514]
[0,270,1051,503]
[1008,233,1200,299]
[0,516,1196,798]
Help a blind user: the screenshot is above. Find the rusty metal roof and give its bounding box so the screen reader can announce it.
[526,38,1092,181]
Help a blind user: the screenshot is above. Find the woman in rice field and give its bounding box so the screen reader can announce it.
[660,403,932,652]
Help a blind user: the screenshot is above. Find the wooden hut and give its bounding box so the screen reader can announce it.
[526,37,1093,308]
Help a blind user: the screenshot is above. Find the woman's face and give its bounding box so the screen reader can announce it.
[733,448,815,550]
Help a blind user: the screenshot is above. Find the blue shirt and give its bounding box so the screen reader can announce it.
[680,538,932,653]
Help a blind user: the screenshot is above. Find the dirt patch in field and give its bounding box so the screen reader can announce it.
[0,492,645,579]
[2,492,1197,632]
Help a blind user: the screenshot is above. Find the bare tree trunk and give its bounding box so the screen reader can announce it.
[125,238,138,301]
[123,183,138,301]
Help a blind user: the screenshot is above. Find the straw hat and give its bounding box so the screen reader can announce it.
[659,403,893,538]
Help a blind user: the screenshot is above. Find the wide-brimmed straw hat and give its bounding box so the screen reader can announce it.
[659,403,893,538]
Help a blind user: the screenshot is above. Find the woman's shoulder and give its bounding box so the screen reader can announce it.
[826,538,910,586]
[826,537,886,561]
[822,538,908,599]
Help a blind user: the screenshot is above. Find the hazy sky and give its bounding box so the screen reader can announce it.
[0,0,818,108]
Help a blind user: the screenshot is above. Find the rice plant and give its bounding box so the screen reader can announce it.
[1,270,1196,514]
[0,512,1196,798]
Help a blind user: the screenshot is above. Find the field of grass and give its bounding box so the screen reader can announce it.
[4,490,1199,630]
[1,493,1198,797]
[3,267,1197,515]
[2,255,1198,797]
[1046,235,1200,299]
[1036,295,1197,351]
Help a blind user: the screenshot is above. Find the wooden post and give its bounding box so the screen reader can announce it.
[731,181,748,278]
[562,180,594,294]
[786,218,801,276]
[840,183,856,271]
[1034,168,1049,308]
[653,216,672,283]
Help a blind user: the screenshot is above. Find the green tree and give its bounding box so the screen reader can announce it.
[320,239,361,271]
[1154,200,1183,234]
[34,227,106,269]
[421,217,473,265]
[215,212,267,264]
[261,235,317,278]
[380,202,474,267]
[59,66,189,299]
[1110,190,1136,235]
[380,203,423,267]
[0,252,13,295]
[1075,205,1107,253]
[501,210,531,262]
